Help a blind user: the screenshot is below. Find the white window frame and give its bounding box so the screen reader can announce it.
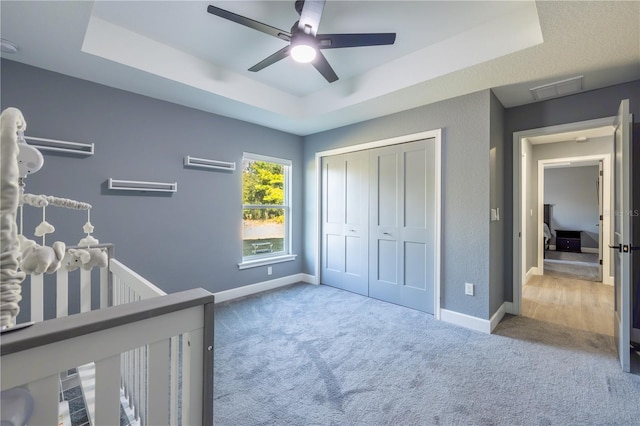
[238,153,296,269]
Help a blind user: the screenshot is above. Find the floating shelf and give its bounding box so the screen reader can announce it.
[25,136,94,156]
[184,155,235,171]
[108,178,177,193]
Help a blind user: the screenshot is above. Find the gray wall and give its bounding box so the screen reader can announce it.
[504,80,640,306]
[1,60,304,320]
[489,91,505,316]
[304,90,493,319]
[544,166,599,248]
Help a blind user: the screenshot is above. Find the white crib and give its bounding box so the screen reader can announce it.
[0,245,214,425]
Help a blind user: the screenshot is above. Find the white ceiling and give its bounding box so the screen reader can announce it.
[1,1,639,136]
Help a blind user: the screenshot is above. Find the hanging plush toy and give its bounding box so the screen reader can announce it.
[63,208,108,271]
[18,194,66,275]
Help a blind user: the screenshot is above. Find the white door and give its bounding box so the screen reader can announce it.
[321,151,369,296]
[612,99,632,372]
[369,139,436,313]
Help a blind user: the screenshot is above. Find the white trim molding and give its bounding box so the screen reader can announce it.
[504,301,516,315]
[440,309,491,334]
[213,273,314,303]
[525,267,539,284]
[237,254,297,270]
[441,302,509,334]
[490,303,508,332]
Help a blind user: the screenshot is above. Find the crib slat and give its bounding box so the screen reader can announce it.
[56,269,69,318]
[94,355,121,425]
[100,266,109,309]
[148,339,170,425]
[30,274,44,322]
[80,268,91,313]
[182,329,204,426]
[28,374,59,426]
[169,336,180,425]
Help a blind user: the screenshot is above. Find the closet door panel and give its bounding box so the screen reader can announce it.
[400,140,435,313]
[369,146,402,304]
[325,234,345,273]
[377,151,399,228]
[404,242,427,290]
[369,139,435,313]
[321,152,369,296]
[404,149,427,229]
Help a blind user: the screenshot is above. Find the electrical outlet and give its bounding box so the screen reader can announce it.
[465,282,474,296]
[267,266,272,276]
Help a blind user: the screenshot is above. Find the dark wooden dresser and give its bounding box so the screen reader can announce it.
[555,230,581,252]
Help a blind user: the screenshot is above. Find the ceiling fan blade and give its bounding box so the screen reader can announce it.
[207,5,291,42]
[298,0,325,36]
[312,51,338,83]
[317,33,396,49]
[248,46,291,72]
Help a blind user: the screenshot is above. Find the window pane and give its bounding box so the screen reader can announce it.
[242,159,284,206]
[242,208,285,257]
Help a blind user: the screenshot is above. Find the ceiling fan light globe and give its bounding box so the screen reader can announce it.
[291,44,316,63]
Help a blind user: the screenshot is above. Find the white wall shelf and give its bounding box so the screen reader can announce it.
[25,136,94,155]
[108,178,177,193]
[184,155,235,171]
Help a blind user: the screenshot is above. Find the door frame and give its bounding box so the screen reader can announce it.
[536,154,611,282]
[314,129,443,319]
[512,117,615,315]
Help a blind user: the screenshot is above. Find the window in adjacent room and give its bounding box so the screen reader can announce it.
[239,153,295,268]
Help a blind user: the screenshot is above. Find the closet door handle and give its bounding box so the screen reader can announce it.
[609,244,621,252]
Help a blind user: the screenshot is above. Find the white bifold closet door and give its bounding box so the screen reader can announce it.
[321,151,369,296]
[321,138,436,313]
[369,139,436,313]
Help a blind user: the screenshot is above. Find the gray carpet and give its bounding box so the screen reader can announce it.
[214,283,640,425]
[544,251,600,282]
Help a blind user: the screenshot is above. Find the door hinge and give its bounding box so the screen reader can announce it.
[600,215,603,220]
[600,171,604,176]
[599,259,603,265]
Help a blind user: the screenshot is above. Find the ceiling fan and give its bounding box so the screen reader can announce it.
[206,0,396,83]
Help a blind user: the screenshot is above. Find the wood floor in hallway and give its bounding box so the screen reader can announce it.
[523,274,614,336]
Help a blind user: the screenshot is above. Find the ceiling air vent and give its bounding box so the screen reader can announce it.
[530,76,583,101]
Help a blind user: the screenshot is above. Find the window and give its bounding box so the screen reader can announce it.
[239,153,295,268]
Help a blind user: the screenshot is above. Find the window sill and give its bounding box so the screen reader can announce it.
[237,254,297,270]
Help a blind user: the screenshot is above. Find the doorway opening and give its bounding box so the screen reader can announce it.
[539,155,611,284]
[512,117,616,330]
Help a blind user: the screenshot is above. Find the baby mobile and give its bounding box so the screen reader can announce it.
[18,194,108,274]
[0,107,107,329]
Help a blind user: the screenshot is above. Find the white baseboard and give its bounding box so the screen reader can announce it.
[632,328,640,344]
[581,247,599,254]
[303,273,319,285]
[213,273,314,303]
[525,267,539,284]
[489,302,508,333]
[603,275,614,286]
[440,309,491,334]
[504,301,515,315]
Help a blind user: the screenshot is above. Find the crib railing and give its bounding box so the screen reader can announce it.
[1,288,214,425]
[3,245,214,425]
